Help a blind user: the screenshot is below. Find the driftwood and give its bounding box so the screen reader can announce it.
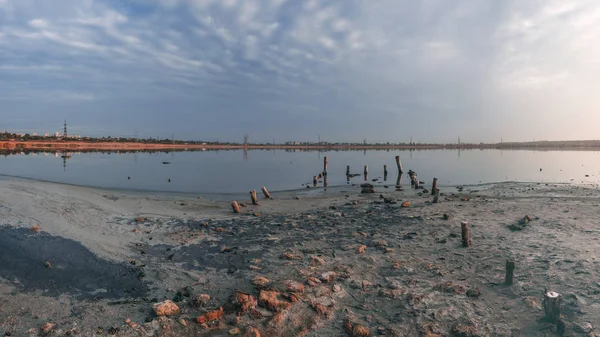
[250,190,259,205]
[231,201,241,213]
[431,178,438,195]
[395,155,404,174]
[261,186,272,199]
[505,260,515,285]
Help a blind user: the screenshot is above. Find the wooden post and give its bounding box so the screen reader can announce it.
[461,221,471,247]
[364,165,368,181]
[543,291,563,323]
[346,165,350,176]
[323,175,328,187]
[395,156,404,174]
[231,201,241,213]
[323,156,328,176]
[396,173,401,188]
[433,189,440,203]
[250,190,259,205]
[384,165,388,176]
[505,260,515,285]
[261,186,272,199]
[313,176,318,187]
[431,178,438,195]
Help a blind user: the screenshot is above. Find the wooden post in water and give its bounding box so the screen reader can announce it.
[261,186,272,199]
[346,165,350,176]
[313,176,318,187]
[431,178,438,195]
[543,291,563,323]
[324,175,328,187]
[395,156,404,174]
[364,165,368,181]
[461,221,471,247]
[505,260,515,285]
[231,201,241,213]
[396,173,402,189]
[384,165,388,180]
[433,188,440,203]
[250,190,259,205]
[323,156,328,176]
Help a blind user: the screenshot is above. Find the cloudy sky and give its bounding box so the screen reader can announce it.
[1,0,599,143]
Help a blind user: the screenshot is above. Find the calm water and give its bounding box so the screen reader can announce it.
[1,149,599,194]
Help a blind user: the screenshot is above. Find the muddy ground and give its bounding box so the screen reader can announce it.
[0,180,599,336]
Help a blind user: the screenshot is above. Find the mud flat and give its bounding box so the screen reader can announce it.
[0,177,599,336]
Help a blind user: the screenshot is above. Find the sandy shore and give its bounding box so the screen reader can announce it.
[0,177,599,336]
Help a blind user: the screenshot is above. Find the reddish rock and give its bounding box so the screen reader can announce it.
[435,281,466,295]
[401,201,410,208]
[311,302,329,318]
[196,307,224,324]
[192,294,211,308]
[310,255,326,266]
[41,322,56,334]
[285,280,305,293]
[344,319,370,337]
[231,292,258,314]
[244,327,261,337]
[30,225,41,232]
[259,290,291,312]
[153,300,180,317]
[319,271,337,283]
[252,276,271,288]
[356,245,367,254]
[307,277,322,287]
[281,252,301,260]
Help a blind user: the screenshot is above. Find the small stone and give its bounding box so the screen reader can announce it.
[40,323,56,334]
[44,261,52,269]
[285,280,305,293]
[307,277,322,287]
[319,271,337,283]
[574,322,593,333]
[466,287,481,298]
[152,300,180,317]
[230,292,258,314]
[371,239,387,248]
[356,245,367,254]
[196,307,224,324]
[252,276,270,288]
[258,290,291,312]
[310,255,326,266]
[523,296,541,309]
[229,328,241,335]
[401,201,410,207]
[243,327,261,337]
[30,225,40,232]
[178,318,188,327]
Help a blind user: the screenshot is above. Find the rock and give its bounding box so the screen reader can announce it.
[30,225,40,232]
[307,277,322,287]
[356,245,367,254]
[310,255,326,266]
[285,280,305,293]
[178,318,187,327]
[152,300,180,317]
[574,322,593,333]
[243,327,261,337]
[44,261,52,269]
[231,292,258,314]
[229,328,241,335]
[371,239,387,248]
[197,307,224,324]
[383,197,396,204]
[192,294,211,308]
[281,252,301,260]
[401,201,410,208]
[258,290,291,312]
[344,319,370,337]
[442,214,450,220]
[361,188,375,194]
[40,323,56,334]
[523,296,541,309]
[252,276,271,288]
[451,320,478,337]
[319,271,337,283]
[360,183,374,188]
[434,281,466,295]
[466,287,481,298]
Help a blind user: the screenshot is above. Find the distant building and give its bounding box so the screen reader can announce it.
[54,132,61,137]
[33,132,38,136]
[45,133,50,137]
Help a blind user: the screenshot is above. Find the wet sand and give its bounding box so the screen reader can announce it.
[0,178,599,336]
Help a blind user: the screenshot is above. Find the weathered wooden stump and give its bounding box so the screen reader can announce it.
[346,165,350,177]
[384,164,388,177]
[431,178,438,195]
[231,201,241,213]
[323,175,328,187]
[461,221,471,247]
[543,291,563,323]
[250,190,259,205]
[364,165,368,181]
[505,260,515,285]
[313,176,318,187]
[395,155,404,174]
[261,186,272,199]
[323,156,328,176]
[433,188,440,203]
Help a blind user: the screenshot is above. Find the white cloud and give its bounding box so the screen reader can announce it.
[29,19,48,28]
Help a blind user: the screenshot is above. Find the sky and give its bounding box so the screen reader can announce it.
[1,0,600,143]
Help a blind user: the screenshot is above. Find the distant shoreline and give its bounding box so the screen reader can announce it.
[3,139,600,152]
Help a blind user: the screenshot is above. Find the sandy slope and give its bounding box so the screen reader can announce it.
[0,178,599,336]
